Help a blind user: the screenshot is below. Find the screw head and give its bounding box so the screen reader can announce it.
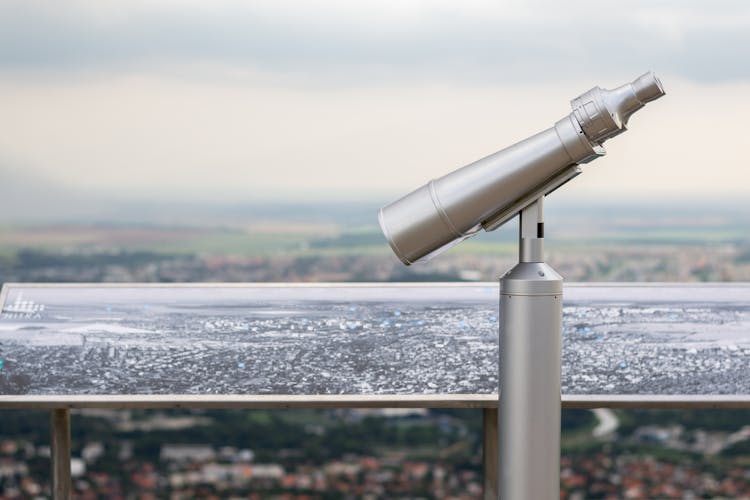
[538,271,545,277]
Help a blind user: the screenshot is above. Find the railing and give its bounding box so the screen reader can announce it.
[2,282,749,499]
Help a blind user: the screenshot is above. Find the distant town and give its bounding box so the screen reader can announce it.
[2,204,750,284]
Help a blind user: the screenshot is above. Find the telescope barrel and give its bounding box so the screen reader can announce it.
[378,72,665,265]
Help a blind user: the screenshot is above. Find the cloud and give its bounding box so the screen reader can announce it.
[0,1,748,83]
[0,1,747,209]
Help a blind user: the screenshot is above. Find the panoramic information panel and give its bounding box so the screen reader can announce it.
[0,284,749,400]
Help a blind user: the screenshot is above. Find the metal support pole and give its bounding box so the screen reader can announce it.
[50,409,72,500]
[483,408,499,500]
[499,197,562,500]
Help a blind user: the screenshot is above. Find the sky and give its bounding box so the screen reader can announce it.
[0,0,749,211]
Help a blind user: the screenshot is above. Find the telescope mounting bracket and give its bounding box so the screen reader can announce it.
[481,164,582,232]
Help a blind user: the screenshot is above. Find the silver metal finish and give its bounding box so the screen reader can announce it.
[378,116,598,265]
[482,165,581,232]
[571,71,664,143]
[519,197,544,263]
[499,200,562,500]
[499,286,562,499]
[483,408,499,500]
[377,72,666,497]
[378,72,665,265]
[51,409,72,500]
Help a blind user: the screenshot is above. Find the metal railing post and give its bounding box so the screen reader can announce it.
[483,408,499,499]
[50,409,72,500]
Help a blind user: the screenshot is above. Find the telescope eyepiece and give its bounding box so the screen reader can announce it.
[631,72,665,104]
[571,71,666,144]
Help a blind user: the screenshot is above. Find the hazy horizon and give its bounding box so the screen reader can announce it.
[3,170,750,225]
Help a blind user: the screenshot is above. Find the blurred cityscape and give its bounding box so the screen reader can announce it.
[2,201,750,499]
[3,408,750,499]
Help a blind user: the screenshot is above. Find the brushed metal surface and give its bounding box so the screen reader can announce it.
[378,72,665,264]
[481,165,581,232]
[571,71,665,143]
[499,270,562,500]
[378,122,594,264]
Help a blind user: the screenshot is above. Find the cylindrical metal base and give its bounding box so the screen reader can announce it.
[499,262,562,500]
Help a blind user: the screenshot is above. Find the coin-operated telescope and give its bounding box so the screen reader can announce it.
[378,72,665,500]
